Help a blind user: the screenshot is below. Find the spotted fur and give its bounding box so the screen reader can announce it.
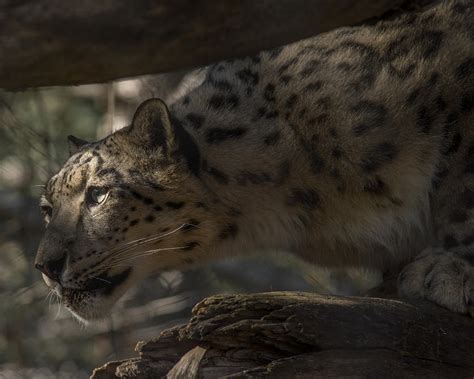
[35,0,474,321]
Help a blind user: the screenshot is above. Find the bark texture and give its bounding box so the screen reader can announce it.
[91,292,474,378]
[0,0,406,90]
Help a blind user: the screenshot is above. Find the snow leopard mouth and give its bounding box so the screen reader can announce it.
[58,268,134,321]
[78,267,133,295]
[50,267,133,298]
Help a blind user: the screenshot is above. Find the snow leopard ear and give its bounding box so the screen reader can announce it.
[67,135,89,156]
[129,98,200,174]
[129,98,176,155]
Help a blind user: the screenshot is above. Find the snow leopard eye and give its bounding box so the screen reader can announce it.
[87,186,109,206]
[40,205,53,223]
[39,197,53,224]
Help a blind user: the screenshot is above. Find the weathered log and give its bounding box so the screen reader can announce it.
[0,0,407,90]
[91,292,474,378]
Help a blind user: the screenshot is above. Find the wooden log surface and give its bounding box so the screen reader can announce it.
[0,0,407,90]
[91,292,474,378]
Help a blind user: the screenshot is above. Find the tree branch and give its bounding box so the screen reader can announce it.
[91,292,474,378]
[0,0,406,90]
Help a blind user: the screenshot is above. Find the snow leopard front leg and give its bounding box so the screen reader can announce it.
[399,136,474,316]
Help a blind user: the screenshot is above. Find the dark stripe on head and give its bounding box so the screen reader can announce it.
[96,168,123,181]
[171,117,201,176]
[206,127,247,144]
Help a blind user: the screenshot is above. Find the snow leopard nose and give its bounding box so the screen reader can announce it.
[35,256,66,283]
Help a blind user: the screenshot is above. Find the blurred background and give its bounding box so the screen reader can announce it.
[0,70,380,378]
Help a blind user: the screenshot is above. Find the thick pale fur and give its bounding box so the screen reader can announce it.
[35,0,474,320]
